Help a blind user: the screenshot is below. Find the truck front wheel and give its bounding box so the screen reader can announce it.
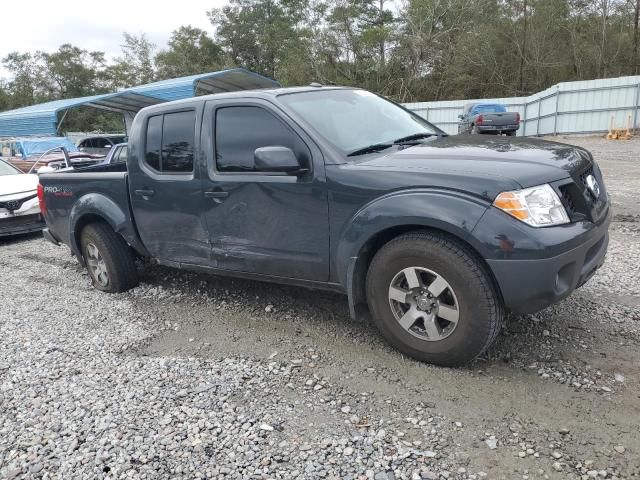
[366,231,504,367]
[80,222,138,293]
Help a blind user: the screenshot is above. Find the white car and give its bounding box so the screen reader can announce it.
[0,158,44,237]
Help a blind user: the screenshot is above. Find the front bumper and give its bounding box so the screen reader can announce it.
[482,208,611,314]
[0,213,45,237]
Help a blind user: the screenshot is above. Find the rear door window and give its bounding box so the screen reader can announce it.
[144,111,195,173]
[162,111,195,172]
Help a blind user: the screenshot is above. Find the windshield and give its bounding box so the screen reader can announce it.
[280,89,440,154]
[0,160,19,176]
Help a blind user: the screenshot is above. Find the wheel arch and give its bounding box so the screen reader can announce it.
[73,214,111,260]
[333,188,500,318]
[344,219,504,322]
[69,193,148,263]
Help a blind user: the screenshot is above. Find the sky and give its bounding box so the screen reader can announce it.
[0,0,228,77]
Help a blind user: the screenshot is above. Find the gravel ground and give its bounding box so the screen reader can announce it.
[1,136,639,480]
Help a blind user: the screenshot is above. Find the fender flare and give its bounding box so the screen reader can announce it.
[68,193,148,262]
[334,189,491,320]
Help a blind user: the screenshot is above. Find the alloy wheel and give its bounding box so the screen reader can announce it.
[85,242,110,287]
[387,266,460,341]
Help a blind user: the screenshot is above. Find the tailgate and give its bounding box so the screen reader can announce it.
[481,112,519,127]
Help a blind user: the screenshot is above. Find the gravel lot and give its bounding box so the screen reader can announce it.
[1,136,639,480]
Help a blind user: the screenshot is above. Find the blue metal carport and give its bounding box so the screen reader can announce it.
[0,68,279,137]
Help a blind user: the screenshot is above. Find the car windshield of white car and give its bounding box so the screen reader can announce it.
[0,160,20,176]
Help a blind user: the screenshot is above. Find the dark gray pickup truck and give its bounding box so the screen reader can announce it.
[458,103,520,136]
[38,86,610,366]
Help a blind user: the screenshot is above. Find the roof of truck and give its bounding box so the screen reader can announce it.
[137,85,355,113]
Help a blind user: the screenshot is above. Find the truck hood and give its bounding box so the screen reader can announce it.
[0,173,38,197]
[352,136,592,194]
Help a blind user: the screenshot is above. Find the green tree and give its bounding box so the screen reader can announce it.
[106,33,156,89]
[1,52,47,108]
[0,81,10,111]
[209,0,304,80]
[40,44,107,98]
[2,45,122,132]
[314,0,396,92]
[156,26,224,79]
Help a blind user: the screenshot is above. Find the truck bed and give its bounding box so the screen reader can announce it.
[39,168,133,248]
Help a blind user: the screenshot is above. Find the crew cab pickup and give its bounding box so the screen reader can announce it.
[39,86,610,366]
[458,103,520,136]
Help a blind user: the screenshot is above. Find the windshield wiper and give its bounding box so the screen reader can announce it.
[347,143,393,157]
[347,132,446,157]
[392,132,441,144]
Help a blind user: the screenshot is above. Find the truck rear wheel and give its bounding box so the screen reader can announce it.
[80,222,138,293]
[366,231,504,367]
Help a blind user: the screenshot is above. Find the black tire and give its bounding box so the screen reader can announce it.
[80,222,138,293]
[506,131,517,136]
[366,231,504,367]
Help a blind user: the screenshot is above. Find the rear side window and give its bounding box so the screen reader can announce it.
[144,111,195,173]
[215,106,309,172]
[145,116,162,171]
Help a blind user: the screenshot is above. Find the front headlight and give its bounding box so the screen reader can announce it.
[493,184,569,227]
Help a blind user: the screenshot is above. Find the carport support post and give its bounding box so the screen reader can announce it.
[522,102,528,136]
[123,112,136,135]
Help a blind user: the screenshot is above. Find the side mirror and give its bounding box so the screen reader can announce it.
[254,146,306,174]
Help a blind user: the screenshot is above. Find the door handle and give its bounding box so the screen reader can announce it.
[204,191,229,199]
[134,188,155,197]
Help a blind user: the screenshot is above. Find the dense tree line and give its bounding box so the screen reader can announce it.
[1,0,639,132]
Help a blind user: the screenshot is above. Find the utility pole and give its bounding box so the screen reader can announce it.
[518,0,528,94]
